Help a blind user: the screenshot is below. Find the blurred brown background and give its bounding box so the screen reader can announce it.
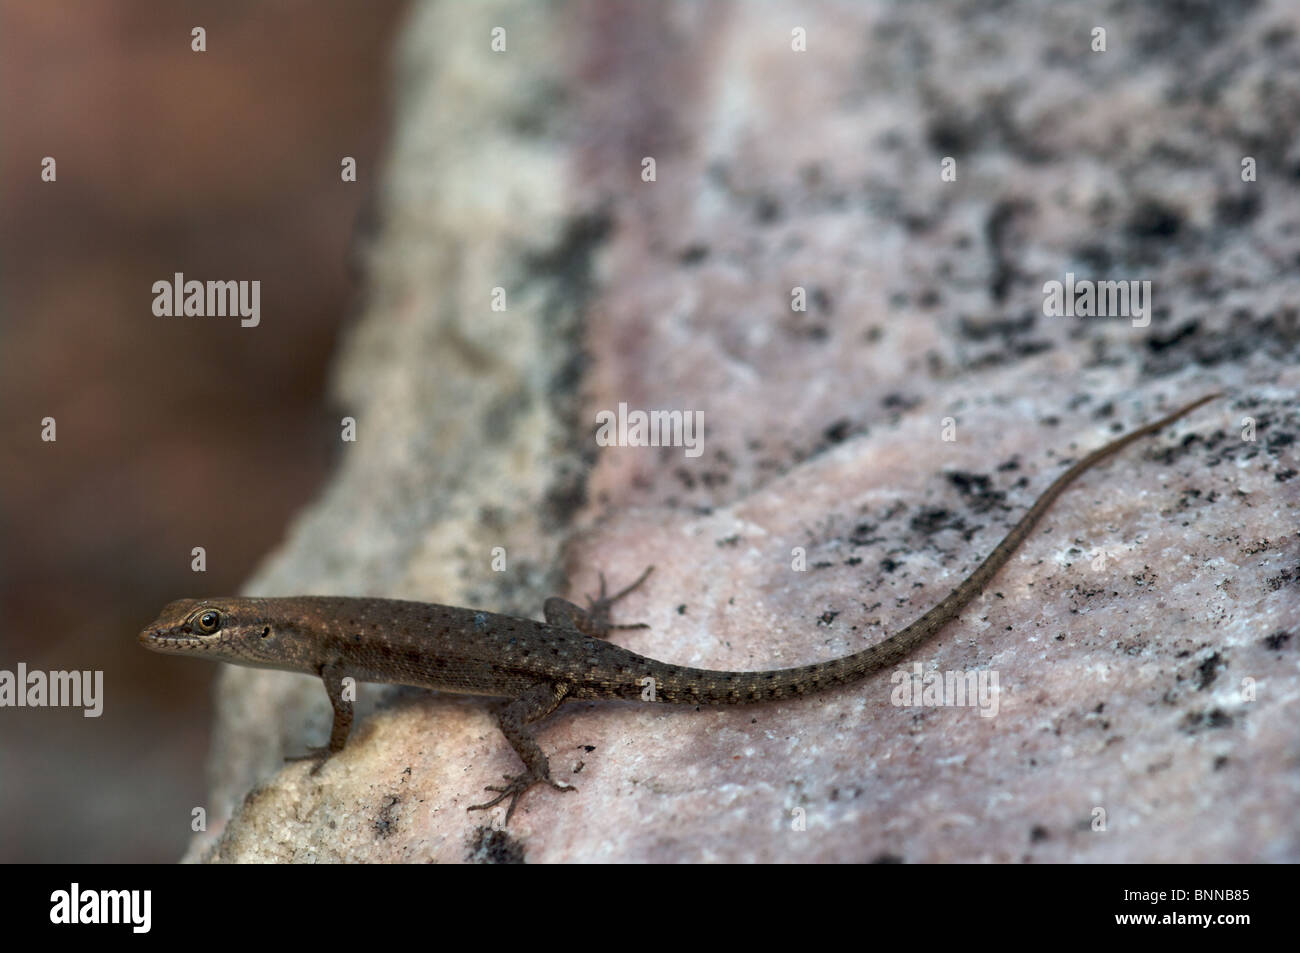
[0,0,408,861]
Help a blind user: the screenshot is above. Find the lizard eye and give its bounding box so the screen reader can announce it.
[193,609,222,634]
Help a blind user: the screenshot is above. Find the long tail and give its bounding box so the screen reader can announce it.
[655,392,1222,705]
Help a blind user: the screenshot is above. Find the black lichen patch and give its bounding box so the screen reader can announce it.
[1261,631,1291,651]
[1071,243,1113,274]
[1180,708,1234,734]
[1141,307,1299,377]
[678,243,710,265]
[1215,191,1261,227]
[1133,0,1262,59]
[522,210,615,532]
[945,471,1010,515]
[958,311,1036,342]
[1130,567,1159,588]
[810,286,833,314]
[816,416,867,452]
[1194,652,1222,691]
[1144,320,1200,354]
[1265,565,1299,592]
[985,199,1027,303]
[926,111,977,155]
[467,826,526,864]
[957,309,1054,371]
[373,795,401,839]
[849,522,884,546]
[1148,421,1235,467]
[881,392,921,412]
[1125,199,1184,241]
[754,194,782,224]
[910,506,964,537]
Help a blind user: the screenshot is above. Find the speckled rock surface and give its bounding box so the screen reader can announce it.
[189,0,1299,862]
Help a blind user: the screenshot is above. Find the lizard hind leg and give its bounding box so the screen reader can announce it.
[543,565,655,640]
[466,680,576,824]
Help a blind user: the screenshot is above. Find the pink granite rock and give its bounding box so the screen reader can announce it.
[191,0,1299,862]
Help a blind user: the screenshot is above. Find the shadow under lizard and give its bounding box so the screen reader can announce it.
[139,394,1220,823]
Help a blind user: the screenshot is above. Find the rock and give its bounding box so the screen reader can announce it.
[189,0,1300,862]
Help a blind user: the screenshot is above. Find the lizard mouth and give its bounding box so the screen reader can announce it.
[138,628,208,653]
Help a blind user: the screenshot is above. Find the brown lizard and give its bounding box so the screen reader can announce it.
[139,393,1220,822]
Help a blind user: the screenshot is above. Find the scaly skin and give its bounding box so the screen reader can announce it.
[140,393,1221,822]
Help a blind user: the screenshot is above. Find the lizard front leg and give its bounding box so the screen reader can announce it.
[286,660,352,775]
[467,680,574,824]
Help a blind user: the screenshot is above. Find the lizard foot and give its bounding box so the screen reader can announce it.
[466,771,576,824]
[584,565,655,633]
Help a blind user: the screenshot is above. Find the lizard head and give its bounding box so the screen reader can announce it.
[138,598,295,667]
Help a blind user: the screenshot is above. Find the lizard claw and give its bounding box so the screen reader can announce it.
[467,771,577,824]
[285,746,333,776]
